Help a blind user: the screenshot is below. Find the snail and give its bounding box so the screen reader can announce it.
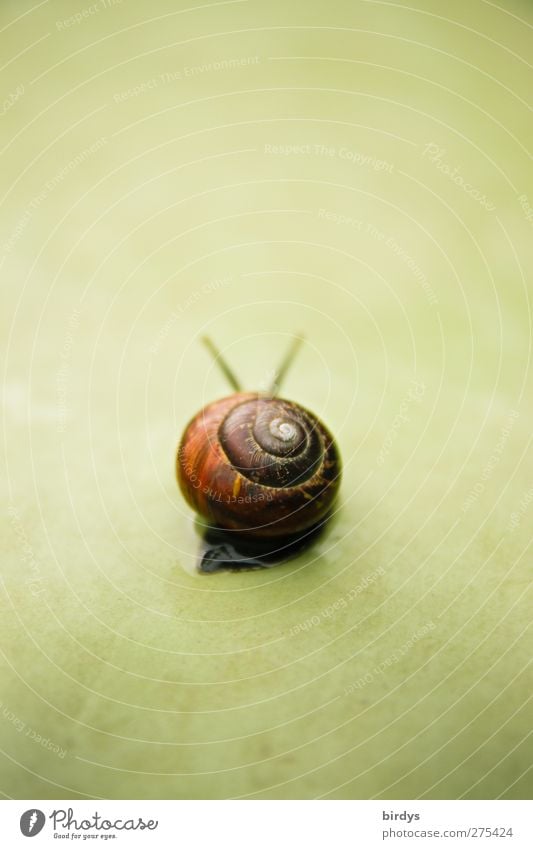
[176,337,342,539]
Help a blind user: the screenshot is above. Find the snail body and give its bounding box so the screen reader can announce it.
[177,393,341,539]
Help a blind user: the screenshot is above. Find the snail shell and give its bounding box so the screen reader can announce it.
[176,393,341,538]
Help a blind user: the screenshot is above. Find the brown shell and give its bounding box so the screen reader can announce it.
[176,393,341,538]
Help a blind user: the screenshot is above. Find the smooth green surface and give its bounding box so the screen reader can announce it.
[1,0,532,799]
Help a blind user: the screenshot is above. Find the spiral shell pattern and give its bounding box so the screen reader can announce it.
[177,393,341,538]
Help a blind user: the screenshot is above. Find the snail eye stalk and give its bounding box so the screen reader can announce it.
[268,335,304,396]
[202,336,242,392]
[202,334,304,396]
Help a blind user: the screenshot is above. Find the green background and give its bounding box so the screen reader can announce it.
[1,0,531,799]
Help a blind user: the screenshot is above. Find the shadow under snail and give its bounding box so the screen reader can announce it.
[176,336,342,540]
